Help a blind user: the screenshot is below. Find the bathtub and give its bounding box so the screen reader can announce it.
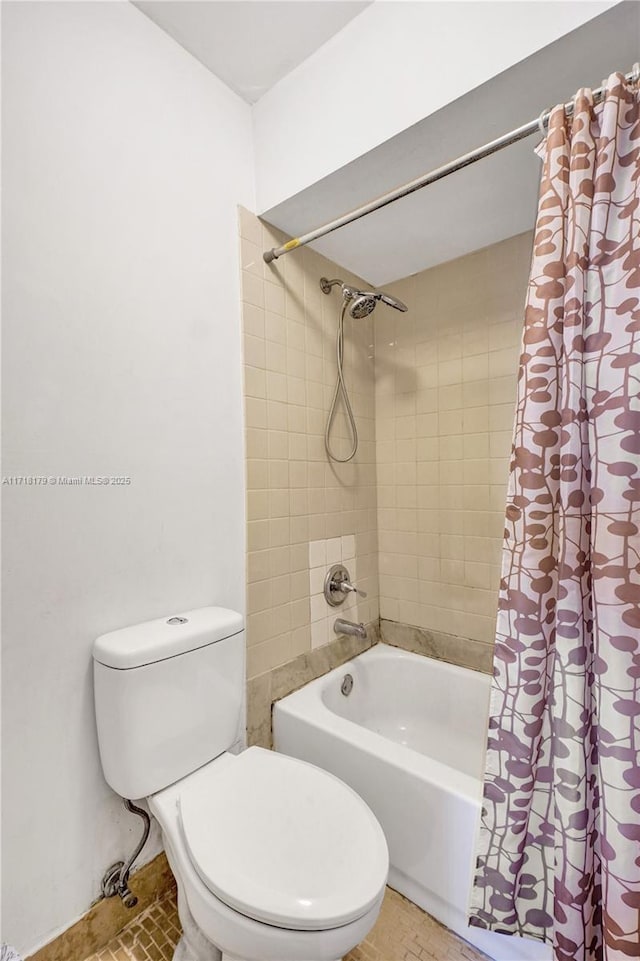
[273,644,550,961]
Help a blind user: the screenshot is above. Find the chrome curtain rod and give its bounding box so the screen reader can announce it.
[263,63,639,265]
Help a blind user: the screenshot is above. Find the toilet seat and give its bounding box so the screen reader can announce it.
[178,747,389,932]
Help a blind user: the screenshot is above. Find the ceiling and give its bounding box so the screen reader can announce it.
[133,1,371,103]
[261,1,639,284]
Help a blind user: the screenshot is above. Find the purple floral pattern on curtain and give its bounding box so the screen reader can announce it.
[470,73,640,960]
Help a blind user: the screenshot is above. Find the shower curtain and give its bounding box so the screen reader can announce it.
[470,73,640,961]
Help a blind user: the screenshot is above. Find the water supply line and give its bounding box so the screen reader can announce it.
[101,799,151,909]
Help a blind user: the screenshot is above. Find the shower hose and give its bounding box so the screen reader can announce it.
[325,301,358,462]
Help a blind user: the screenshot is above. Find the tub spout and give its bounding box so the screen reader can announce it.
[334,617,367,639]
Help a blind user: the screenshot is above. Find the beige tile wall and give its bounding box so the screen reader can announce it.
[239,208,379,680]
[374,231,533,645]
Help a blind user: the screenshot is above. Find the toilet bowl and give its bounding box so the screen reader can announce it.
[149,748,388,961]
[93,607,389,961]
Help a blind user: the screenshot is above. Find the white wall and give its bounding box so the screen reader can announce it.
[253,0,618,213]
[1,2,254,953]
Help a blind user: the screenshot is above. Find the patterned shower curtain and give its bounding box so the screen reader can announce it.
[470,73,640,960]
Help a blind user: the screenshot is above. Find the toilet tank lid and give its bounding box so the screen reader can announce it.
[93,607,243,670]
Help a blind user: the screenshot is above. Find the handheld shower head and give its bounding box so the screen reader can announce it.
[320,275,409,463]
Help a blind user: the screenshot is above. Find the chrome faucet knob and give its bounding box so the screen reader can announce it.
[324,563,366,606]
[338,581,367,598]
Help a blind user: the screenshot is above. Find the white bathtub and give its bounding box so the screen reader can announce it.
[273,644,550,961]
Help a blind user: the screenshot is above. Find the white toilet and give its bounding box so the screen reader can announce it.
[93,606,389,961]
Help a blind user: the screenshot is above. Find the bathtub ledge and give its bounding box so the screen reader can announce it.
[380,618,493,674]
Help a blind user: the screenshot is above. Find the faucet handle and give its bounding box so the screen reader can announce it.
[324,564,367,606]
[339,581,367,599]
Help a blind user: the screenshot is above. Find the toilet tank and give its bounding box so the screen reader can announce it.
[93,607,244,799]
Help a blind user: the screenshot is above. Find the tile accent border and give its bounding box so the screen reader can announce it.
[247,621,380,749]
[380,618,494,675]
[26,853,175,961]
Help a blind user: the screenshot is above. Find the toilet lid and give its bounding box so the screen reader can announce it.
[178,747,388,931]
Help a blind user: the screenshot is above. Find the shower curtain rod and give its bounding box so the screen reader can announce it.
[263,63,639,265]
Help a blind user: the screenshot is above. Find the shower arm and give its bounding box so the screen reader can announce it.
[320,278,381,302]
[319,278,345,295]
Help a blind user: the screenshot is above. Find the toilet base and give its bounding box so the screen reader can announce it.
[222,952,342,961]
[173,934,221,961]
[221,956,342,961]
[172,896,344,961]
[172,938,341,961]
[173,937,196,961]
[173,883,222,961]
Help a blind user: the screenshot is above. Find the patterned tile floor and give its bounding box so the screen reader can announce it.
[83,885,488,961]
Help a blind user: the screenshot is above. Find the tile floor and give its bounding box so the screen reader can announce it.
[83,885,487,961]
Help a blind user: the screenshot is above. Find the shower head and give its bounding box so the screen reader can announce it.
[320,277,408,318]
[346,290,377,319]
[344,287,409,318]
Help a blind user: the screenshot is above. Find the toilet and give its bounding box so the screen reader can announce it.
[93,607,389,961]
